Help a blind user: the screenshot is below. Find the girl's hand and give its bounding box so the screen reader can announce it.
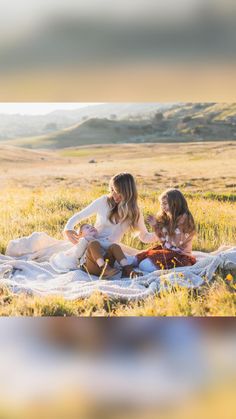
[146,215,157,226]
[64,230,80,245]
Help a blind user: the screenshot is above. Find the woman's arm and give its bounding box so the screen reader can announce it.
[63,196,106,243]
[64,196,105,231]
[136,212,157,244]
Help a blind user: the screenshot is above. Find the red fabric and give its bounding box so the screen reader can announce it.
[136,245,196,270]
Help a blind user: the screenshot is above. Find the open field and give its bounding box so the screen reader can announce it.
[1,141,236,192]
[0,142,235,316]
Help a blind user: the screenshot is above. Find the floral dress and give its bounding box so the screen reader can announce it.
[136,214,196,270]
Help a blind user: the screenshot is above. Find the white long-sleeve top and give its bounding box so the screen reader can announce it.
[64,195,156,244]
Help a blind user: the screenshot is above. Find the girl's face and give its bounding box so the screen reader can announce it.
[109,184,123,204]
[160,197,170,214]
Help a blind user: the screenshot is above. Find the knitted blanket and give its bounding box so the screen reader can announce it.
[0,232,235,301]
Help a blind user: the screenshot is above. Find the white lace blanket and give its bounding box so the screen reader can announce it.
[0,232,235,301]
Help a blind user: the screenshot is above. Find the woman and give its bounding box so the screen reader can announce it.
[64,173,157,275]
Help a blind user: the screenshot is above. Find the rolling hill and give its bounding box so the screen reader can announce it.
[1,103,236,149]
[0,103,173,141]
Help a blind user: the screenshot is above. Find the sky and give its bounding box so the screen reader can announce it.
[0,103,102,115]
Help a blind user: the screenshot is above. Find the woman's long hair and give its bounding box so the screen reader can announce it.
[107,173,140,230]
[156,188,195,235]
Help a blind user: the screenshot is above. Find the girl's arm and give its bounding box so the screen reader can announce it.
[171,215,195,254]
[172,229,195,254]
[146,214,164,242]
[136,212,158,244]
[153,222,165,242]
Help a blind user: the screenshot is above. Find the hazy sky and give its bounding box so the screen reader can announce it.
[0,103,102,115]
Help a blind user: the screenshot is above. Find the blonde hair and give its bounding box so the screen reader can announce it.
[157,188,195,235]
[107,173,140,230]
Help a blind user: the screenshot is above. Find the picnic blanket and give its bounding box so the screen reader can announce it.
[0,232,235,301]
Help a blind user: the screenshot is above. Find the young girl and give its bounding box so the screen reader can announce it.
[136,189,197,272]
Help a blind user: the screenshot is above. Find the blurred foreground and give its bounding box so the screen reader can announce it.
[0,0,236,100]
[0,318,235,419]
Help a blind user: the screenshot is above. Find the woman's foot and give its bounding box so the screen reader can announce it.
[100,264,120,279]
[121,264,143,279]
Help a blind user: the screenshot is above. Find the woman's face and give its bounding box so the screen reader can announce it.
[109,184,123,204]
[160,197,170,214]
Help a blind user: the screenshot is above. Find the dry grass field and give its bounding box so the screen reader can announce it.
[0,141,235,316]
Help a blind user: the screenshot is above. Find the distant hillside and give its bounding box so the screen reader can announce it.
[0,103,173,140]
[2,103,236,149]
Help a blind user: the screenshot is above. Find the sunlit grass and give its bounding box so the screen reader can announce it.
[0,185,235,316]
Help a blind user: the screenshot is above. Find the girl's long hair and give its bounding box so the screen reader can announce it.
[107,173,140,230]
[156,188,195,235]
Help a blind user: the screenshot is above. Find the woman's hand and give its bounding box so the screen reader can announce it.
[64,230,80,244]
[146,215,157,226]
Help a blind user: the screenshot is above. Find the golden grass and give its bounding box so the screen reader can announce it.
[0,185,235,316]
[0,142,235,316]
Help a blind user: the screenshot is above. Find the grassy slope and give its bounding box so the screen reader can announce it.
[2,103,236,149]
